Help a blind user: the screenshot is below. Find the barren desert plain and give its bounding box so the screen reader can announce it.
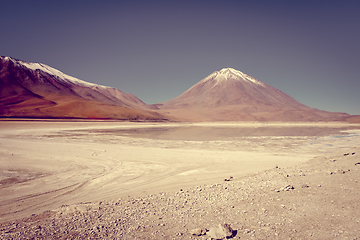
[1,120,360,239]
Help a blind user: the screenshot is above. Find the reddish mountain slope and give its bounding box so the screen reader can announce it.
[156,68,352,122]
[0,56,165,120]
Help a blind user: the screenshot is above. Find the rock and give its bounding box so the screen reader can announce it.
[224,176,233,181]
[207,223,234,239]
[277,185,295,192]
[283,185,295,191]
[190,228,206,236]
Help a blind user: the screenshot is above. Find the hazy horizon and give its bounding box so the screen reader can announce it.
[2,0,359,115]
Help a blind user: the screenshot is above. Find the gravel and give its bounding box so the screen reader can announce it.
[1,148,359,239]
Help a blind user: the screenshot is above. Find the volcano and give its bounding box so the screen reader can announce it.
[0,56,165,120]
[156,68,351,121]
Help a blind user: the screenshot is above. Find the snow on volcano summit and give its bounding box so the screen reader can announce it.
[205,68,265,87]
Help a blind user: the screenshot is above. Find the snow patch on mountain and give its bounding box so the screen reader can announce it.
[218,68,265,86]
[24,62,98,88]
[4,56,99,88]
[203,68,265,87]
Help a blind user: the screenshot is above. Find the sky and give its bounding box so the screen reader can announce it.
[2,0,360,115]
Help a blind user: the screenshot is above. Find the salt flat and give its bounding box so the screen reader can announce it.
[0,120,359,224]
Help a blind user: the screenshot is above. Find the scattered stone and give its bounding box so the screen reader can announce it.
[207,223,234,239]
[224,176,233,181]
[1,145,358,239]
[352,152,356,155]
[330,159,336,162]
[344,153,350,156]
[278,185,295,192]
[190,228,206,236]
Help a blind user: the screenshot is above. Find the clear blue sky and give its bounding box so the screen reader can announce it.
[2,0,359,114]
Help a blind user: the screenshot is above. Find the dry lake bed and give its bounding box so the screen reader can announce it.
[0,120,360,239]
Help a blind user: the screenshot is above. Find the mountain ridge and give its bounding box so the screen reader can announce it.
[0,56,166,120]
[1,56,149,108]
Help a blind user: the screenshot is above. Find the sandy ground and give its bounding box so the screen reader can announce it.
[0,120,360,239]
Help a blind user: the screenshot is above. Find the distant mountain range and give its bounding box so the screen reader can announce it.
[0,56,358,122]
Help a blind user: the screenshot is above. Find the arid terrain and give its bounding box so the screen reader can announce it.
[0,120,360,239]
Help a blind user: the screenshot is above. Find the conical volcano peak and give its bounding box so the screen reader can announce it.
[158,67,352,121]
